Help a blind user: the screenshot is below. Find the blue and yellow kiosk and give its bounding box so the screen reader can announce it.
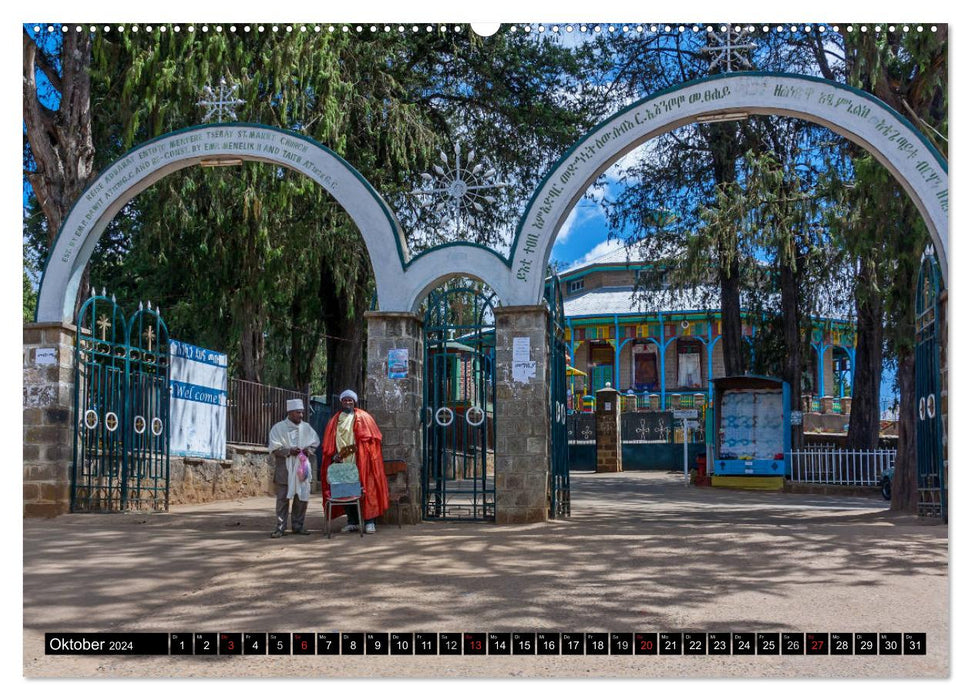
[709,375,791,489]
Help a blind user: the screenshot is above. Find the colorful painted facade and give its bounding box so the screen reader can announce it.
[559,247,857,416]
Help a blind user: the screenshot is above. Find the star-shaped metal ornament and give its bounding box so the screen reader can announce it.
[700,26,757,73]
[410,140,510,237]
[198,77,246,122]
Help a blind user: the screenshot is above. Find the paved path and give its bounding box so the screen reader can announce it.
[23,471,948,678]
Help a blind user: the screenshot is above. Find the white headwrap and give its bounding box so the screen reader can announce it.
[286,398,304,412]
[339,389,358,403]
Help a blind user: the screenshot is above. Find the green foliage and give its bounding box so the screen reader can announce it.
[47,27,604,391]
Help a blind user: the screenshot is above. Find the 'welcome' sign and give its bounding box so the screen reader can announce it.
[169,340,228,460]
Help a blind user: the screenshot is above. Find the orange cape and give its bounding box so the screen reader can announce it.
[320,409,389,521]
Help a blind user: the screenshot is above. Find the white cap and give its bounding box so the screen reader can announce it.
[339,389,358,403]
[286,398,304,412]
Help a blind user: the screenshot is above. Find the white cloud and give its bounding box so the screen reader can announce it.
[554,200,603,247]
[569,237,625,268]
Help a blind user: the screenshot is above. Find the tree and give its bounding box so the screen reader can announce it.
[828,28,947,512]
[23,28,98,313]
[24,25,609,400]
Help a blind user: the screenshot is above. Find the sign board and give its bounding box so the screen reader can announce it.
[672,409,699,420]
[388,348,409,379]
[35,347,57,365]
[790,410,804,426]
[169,339,227,460]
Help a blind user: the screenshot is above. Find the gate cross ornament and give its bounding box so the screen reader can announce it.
[97,315,111,341]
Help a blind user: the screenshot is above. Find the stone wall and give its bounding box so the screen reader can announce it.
[23,322,76,517]
[494,305,549,524]
[364,311,423,524]
[169,445,274,505]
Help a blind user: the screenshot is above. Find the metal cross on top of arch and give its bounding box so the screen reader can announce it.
[700,25,757,72]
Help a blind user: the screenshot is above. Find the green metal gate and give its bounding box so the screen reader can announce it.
[72,293,171,512]
[546,275,570,518]
[915,254,946,521]
[422,286,497,520]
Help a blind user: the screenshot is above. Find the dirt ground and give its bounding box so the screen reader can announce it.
[22,471,949,680]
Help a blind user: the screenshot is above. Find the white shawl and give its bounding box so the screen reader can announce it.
[268,418,320,501]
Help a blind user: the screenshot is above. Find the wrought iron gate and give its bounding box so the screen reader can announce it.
[915,254,946,521]
[422,286,497,520]
[546,274,570,518]
[72,293,171,512]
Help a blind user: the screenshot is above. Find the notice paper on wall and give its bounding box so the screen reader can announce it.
[512,336,536,383]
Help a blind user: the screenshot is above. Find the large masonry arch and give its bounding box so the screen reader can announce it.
[506,72,949,306]
[35,124,412,324]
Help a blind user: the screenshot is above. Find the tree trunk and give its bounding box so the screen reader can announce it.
[718,263,745,375]
[238,308,265,383]
[708,120,746,377]
[846,259,883,450]
[287,291,325,392]
[24,28,96,321]
[892,349,918,513]
[779,250,804,450]
[23,28,95,245]
[320,259,371,406]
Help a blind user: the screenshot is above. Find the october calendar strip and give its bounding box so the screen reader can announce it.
[45,632,926,656]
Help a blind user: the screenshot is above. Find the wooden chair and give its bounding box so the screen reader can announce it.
[325,463,365,539]
[383,460,410,527]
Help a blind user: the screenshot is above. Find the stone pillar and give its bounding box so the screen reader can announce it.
[23,322,77,517]
[494,305,549,524]
[595,385,623,473]
[364,311,423,525]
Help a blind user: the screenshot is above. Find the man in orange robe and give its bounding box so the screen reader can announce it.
[320,390,389,534]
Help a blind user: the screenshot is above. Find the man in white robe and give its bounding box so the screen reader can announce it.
[268,398,320,537]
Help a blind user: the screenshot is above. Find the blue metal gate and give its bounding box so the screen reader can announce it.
[422,286,497,520]
[546,274,570,517]
[915,254,946,521]
[72,292,171,512]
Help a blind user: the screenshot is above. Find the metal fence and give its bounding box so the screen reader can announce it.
[227,378,309,447]
[789,448,896,486]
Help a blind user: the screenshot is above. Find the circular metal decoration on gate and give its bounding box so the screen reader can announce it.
[465,405,486,427]
[919,397,926,421]
[133,415,147,434]
[83,409,99,430]
[151,417,164,436]
[435,407,455,427]
[927,394,936,419]
[105,412,120,432]
[424,407,433,426]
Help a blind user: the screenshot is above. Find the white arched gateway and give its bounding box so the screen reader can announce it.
[35,123,413,324]
[502,71,948,307]
[28,73,948,523]
[36,74,947,321]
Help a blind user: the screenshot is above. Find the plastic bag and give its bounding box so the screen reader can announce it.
[297,452,311,482]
